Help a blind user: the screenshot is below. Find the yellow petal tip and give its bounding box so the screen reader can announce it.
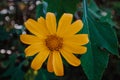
[55,72,64,76]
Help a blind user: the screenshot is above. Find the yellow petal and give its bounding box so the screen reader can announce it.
[31,49,50,70]
[46,12,56,34]
[60,49,81,66]
[57,13,73,36]
[20,34,43,44]
[37,17,50,34]
[25,43,45,57]
[63,34,89,45]
[64,20,83,36]
[25,22,42,37]
[53,51,64,76]
[47,53,53,72]
[25,19,48,36]
[63,43,87,54]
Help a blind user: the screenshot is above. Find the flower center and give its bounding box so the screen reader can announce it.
[45,35,63,51]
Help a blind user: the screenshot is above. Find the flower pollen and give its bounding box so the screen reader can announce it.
[45,35,63,51]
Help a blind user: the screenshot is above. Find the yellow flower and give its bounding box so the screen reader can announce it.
[20,12,89,76]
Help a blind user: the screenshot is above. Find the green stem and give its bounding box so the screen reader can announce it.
[82,0,89,34]
[83,0,88,20]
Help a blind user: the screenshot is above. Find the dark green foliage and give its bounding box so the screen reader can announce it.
[44,0,79,20]
[36,1,48,19]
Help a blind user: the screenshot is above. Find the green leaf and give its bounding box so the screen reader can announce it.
[1,54,17,77]
[87,14,118,55]
[35,69,47,80]
[81,0,119,80]
[24,69,35,80]
[1,64,16,77]
[88,0,118,55]
[1,55,26,80]
[36,1,48,19]
[0,27,9,41]
[35,68,58,80]
[44,0,79,20]
[11,68,25,80]
[89,0,99,12]
[81,43,109,80]
[100,13,116,27]
[88,0,116,27]
[1,54,17,69]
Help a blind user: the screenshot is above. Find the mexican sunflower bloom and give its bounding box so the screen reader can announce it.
[20,12,89,76]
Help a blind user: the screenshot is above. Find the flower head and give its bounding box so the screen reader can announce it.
[20,12,89,76]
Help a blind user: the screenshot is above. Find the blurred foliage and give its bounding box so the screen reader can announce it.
[0,0,120,80]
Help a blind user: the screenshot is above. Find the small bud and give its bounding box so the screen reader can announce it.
[34,71,38,75]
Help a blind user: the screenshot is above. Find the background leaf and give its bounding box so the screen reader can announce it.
[36,1,48,19]
[44,0,79,20]
[35,69,59,80]
[81,0,119,80]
